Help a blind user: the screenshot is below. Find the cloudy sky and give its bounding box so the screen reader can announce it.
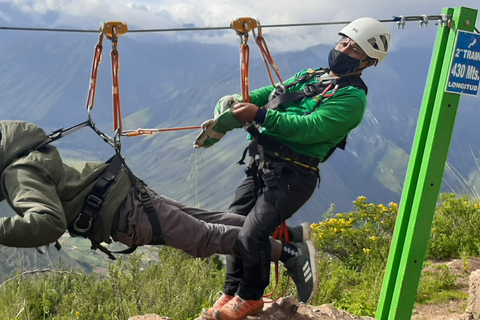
[0,0,478,52]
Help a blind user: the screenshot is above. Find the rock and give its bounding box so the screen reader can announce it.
[153,297,379,320]
[467,269,480,320]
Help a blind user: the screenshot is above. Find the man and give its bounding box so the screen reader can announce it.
[195,17,391,320]
[0,120,311,295]
[0,120,315,255]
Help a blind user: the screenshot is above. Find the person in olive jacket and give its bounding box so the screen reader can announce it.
[0,120,310,265]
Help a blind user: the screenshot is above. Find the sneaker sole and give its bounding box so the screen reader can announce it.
[301,222,312,241]
[303,239,318,304]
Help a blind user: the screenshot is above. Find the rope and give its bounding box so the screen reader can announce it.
[0,268,83,287]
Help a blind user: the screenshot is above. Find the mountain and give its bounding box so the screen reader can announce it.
[0,30,478,275]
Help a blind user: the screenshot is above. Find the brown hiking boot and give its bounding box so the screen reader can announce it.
[214,295,263,320]
[201,293,234,319]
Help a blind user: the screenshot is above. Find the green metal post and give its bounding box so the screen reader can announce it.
[376,6,478,320]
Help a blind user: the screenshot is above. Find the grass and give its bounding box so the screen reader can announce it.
[0,193,478,319]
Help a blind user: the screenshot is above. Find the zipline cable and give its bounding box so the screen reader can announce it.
[0,14,460,34]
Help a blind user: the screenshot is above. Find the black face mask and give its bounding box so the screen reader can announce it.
[328,48,362,76]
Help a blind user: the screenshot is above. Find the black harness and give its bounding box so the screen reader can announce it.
[239,68,367,196]
[31,120,164,260]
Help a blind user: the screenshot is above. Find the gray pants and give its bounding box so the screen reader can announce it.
[112,188,246,258]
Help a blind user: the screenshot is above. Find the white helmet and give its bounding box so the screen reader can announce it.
[338,17,391,64]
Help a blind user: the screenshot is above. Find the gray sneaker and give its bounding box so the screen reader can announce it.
[288,222,311,243]
[284,239,318,303]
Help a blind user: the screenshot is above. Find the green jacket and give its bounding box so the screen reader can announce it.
[0,121,131,247]
[251,68,367,161]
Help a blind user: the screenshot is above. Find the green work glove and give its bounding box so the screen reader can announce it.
[194,95,243,149]
[194,109,243,148]
[214,94,243,118]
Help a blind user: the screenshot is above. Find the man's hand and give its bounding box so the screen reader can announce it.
[232,103,259,124]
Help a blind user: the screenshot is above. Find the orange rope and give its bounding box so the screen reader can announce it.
[85,34,104,112]
[240,42,251,103]
[121,126,202,136]
[263,222,291,300]
[111,48,122,133]
[254,27,283,86]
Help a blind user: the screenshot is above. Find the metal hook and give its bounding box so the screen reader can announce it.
[396,15,406,29]
[420,14,428,27]
[438,14,449,27]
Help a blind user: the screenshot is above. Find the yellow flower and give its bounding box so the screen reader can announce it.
[389,202,399,209]
[369,236,378,241]
[76,311,80,317]
[363,248,371,254]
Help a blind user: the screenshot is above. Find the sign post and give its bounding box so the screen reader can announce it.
[376,6,478,320]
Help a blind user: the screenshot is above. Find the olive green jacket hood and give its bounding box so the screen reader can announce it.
[0,120,48,201]
[0,120,132,247]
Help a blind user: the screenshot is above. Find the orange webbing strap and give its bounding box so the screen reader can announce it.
[101,22,128,134]
[273,222,290,244]
[111,49,122,134]
[231,17,284,104]
[121,126,202,137]
[253,25,283,86]
[263,222,291,301]
[240,41,251,103]
[86,33,104,113]
[231,17,259,103]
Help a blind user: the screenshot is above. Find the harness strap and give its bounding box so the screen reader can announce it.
[118,154,165,246]
[263,76,337,110]
[70,152,165,260]
[137,184,165,245]
[69,153,123,237]
[29,120,91,152]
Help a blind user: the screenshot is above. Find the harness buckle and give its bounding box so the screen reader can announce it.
[85,194,103,210]
[303,84,319,97]
[73,214,93,234]
[262,171,277,188]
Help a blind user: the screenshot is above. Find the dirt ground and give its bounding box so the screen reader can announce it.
[409,258,480,320]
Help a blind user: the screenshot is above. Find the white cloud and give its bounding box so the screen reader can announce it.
[0,0,478,51]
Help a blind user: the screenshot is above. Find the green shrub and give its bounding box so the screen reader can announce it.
[0,193,477,319]
[428,193,480,260]
[312,196,397,271]
[0,247,225,320]
[417,263,467,304]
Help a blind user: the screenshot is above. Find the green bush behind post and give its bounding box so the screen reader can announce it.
[0,193,478,319]
[309,194,477,317]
